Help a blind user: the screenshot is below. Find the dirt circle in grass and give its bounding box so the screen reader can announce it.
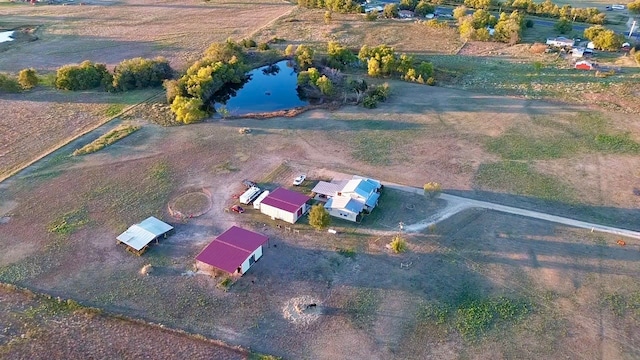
[283,296,322,325]
[168,190,212,219]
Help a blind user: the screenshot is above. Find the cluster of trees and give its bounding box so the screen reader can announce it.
[0,68,39,93]
[297,0,362,13]
[502,0,604,24]
[382,0,435,19]
[297,67,335,95]
[446,0,604,24]
[554,17,572,34]
[54,58,173,92]
[629,0,640,14]
[55,61,112,91]
[456,7,497,41]
[326,41,358,70]
[165,41,249,123]
[583,25,623,51]
[358,45,434,83]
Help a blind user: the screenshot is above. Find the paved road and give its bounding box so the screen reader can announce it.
[384,183,640,240]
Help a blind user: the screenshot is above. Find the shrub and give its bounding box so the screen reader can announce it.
[284,44,296,57]
[240,38,257,48]
[363,95,378,108]
[389,235,407,253]
[383,3,399,18]
[55,61,112,91]
[204,39,244,62]
[365,12,378,21]
[295,45,315,70]
[530,42,547,54]
[425,19,448,28]
[0,73,21,93]
[415,0,435,16]
[163,79,183,104]
[554,17,572,34]
[423,182,442,198]
[315,75,334,95]
[18,68,39,90]
[257,42,270,50]
[112,57,173,92]
[426,76,436,85]
[525,19,534,28]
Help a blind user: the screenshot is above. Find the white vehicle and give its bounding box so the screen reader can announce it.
[611,4,625,10]
[293,174,306,186]
[239,186,262,204]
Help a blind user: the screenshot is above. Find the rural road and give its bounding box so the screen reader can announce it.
[383,183,640,240]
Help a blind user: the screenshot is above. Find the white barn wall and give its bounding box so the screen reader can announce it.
[260,203,297,224]
[240,246,264,274]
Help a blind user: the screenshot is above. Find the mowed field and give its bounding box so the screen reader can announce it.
[1,80,640,358]
[0,0,295,181]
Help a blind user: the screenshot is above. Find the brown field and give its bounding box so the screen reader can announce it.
[2,1,640,359]
[0,284,247,359]
[1,80,640,358]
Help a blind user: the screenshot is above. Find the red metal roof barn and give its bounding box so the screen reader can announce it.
[195,226,268,276]
[259,187,311,224]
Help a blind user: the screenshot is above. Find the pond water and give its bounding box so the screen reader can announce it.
[214,60,309,115]
[0,31,15,43]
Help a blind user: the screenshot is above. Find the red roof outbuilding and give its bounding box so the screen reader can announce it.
[195,226,268,274]
[260,187,311,213]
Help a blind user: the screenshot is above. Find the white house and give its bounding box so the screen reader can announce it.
[546,37,575,48]
[259,187,311,224]
[312,175,383,223]
[195,226,268,276]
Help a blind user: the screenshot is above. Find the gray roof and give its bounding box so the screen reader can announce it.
[326,196,364,214]
[312,181,347,197]
[117,217,173,251]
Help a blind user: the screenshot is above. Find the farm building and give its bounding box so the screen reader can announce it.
[116,217,174,255]
[195,226,268,276]
[259,187,311,224]
[312,175,382,222]
[575,60,595,70]
[546,36,575,48]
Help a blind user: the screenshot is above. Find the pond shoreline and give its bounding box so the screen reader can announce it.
[221,101,343,120]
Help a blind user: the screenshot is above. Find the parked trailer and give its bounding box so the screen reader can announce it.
[253,190,270,209]
[240,186,262,205]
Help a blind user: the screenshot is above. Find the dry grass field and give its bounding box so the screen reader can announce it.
[1,1,640,359]
[1,80,640,358]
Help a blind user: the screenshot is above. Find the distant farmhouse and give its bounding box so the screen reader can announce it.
[546,36,575,48]
[312,176,382,222]
[116,216,174,255]
[259,187,311,224]
[195,226,268,276]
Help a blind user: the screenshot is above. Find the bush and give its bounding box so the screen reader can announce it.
[425,19,448,28]
[18,68,39,90]
[240,38,257,48]
[0,73,21,93]
[284,44,296,57]
[530,42,547,54]
[204,40,244,62]
[315,75,334,95]
[295,45,315,70]
[426,76,436,85]
[389,235,407,253]
[525,19,534,28]
[423,182,442,198]
[363,95,378,108]
[554,17,572,34]
[112,57,173,92]
[258,42,270,50]
[170,96,208,124]
[365,12,378,21]
[55,61,112,91]
[383,3,399,18]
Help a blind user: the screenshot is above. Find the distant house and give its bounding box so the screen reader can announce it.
[546,36,575,48]
[195,226,268,276]
[364,5,383,13]
[398,10,414,18]
[575,60,595,70]
[312,175,383,223]
[116,216,174,255]
[571,47,592,58]
[259,187,311,224]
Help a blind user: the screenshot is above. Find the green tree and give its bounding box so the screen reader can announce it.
[554,18,572,34]
[414,1,435,16]
[163,79,184,104]
[327,41,358,69]
[584,25,606,41]
[315,75,334,95]
[399,0,418,11]
[295,45,315,70]
[170,96,207,124]
[472,9,496,28]
[459,17,476,40]
[367,57,381,77]
[18,68,38,90]
[453,5,468,20]
[55,61,112,91]
[111,57,173,92]
[475,27,491,41]
[629,0,640,14]
[591,29,623,51]
[284,44,296,57]
[297,67,321,85]
[383,3,399,18]
[494,11,523,44]
[204,40,244,62]
[309,204,331,230]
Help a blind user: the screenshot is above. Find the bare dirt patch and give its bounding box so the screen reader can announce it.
[168,188,212,220]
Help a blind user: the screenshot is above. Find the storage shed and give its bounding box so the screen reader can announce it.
[195,226,269,276]
[260,187,311,224]
[116,217,174,255]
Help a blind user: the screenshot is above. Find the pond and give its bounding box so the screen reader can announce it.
[0,31,15,43]
[214,60,309,116]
